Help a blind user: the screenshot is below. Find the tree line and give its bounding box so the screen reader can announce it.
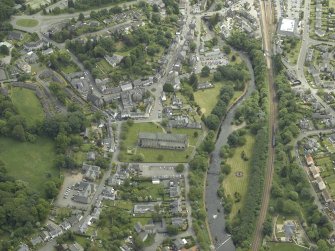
[220,31,269,248]
[270,56,332,250]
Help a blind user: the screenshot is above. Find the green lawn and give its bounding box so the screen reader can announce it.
[285,40,302,65]
[268,242,308,251]
[16,19,39,27]
[194,84,221,115]
[120,122,200,162]
[11,87,45,126]
[0,137,58,193]
[61,64,80,74]
[223,134,255,219]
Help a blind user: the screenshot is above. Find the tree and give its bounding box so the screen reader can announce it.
[201,66,210,77]
[190,41,196,52]
[163,83,174,92]
[317,239,330,251]
[189,73,198,89]
[205,114,220,130]
[12,124,26,141]
[223,45,231,54]
[175,164,185,173]
[0,45,9,55]
[167,224,179,235]
[45,181,58,199]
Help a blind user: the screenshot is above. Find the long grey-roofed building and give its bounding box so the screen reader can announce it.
[138,132,188,150]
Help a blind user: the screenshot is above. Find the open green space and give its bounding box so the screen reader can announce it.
[61,64,80,74]
[268,242,308,251]
[223,134,255,219]
[194,84,221,115]
[0,137,58,193]
[120,122,201,162]
[11,87,45,126]
[26,0,50,9]
[16,18,39,27]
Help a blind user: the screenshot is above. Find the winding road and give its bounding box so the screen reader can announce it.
[205,53,256,251]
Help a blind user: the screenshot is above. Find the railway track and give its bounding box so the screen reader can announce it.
[251,0,278,250]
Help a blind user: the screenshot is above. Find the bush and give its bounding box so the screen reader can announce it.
[175,164,185,173]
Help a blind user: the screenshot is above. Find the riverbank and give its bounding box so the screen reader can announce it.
[204,52,256,251]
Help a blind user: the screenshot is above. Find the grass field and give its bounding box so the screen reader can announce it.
[120,122,201,162]
[223,134,255,219]
[194,85,221,115]
[268,242,308,251]
[11,87,45,126]
[26,0,51,9]
[16,19,39,27]
[0,137,58,193]
[61,64,80,74]
[285,40,302,65]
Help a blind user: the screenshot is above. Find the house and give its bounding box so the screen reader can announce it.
[18,244,30,251]
[24,40,44,51]
[30,236,43,246]
[67,214,82,226]
[283,221,295,241]
[42,48,54,55]
[87,151,96,161]
[139,232,148,242]
[322,190,332,203]
[46,224,62,239]
[16,60,31,74]
[40,230,50,241]
[101,187,116,200]
[173,238,187,250]
[329,134,335,144]
[138,132,188,150]
[134,222,144,233]
[105,54,124,67]
[309,165,320,178]
[120,82,133,92]
[82,163,101,181]
[0,41,12,49]
[171,200,182,214]
[60,220,71,231]
[305,155,314,166]
[8,31,23,41]
[133,203,156,214]
[197,82,214,90]
[171,217,186,227]
[68,242,84,251]
[316,176,326,190]
[72,181,96,204]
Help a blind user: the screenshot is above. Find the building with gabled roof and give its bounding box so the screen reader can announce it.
[138,132,188,150]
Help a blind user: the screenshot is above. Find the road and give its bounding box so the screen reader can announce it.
[205,53,256,251]
[251,0,277,250]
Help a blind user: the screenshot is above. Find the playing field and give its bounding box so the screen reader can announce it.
[223,134,255,219]
[16,19,39,27]
[11,87,45,126]
[0,137,58,194]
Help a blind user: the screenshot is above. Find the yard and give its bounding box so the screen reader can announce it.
[268,242,308,251]
[16,18,39,27]
[11,87,45,126]
[222,134,255,219]
[0,137,58,194]
[120,122,201,162]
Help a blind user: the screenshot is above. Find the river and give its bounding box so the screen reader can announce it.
[204,53,256,251]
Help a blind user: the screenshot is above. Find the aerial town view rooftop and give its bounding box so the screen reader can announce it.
[0,0,335,250]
